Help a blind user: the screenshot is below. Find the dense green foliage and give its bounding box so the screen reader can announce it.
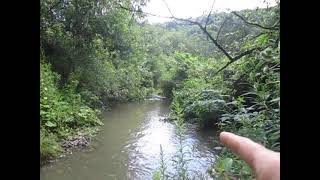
[149,3,279,180]
[40,0,153,162]
[40,0,279,179]
[40,53,102,162]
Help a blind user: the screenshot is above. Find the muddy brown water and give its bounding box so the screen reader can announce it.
[40,100,218,180]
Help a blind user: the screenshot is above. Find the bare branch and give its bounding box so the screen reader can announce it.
[156,1,244,62]
[162,0,174,17]
[233,47,259,60]
[211,45,271,77]
[232,11,279,31]
[216,17,231,42]
[212,60,234,77]
[116,2,173,20]
[115,2,274,77]
[204,0,216,29]
[198,24,233,60]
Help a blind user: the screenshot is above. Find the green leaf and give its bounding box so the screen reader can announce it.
[45,121,57,127]
[222,158,233,172]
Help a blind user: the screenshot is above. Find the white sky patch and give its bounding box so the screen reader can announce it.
[143,0,277,23]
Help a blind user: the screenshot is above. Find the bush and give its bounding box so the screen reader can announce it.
[166,45,279,179]
[40,54,103,161]
[171,88,227,126]
[212,46,280,179]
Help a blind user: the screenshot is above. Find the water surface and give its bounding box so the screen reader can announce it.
[40,101,218,180]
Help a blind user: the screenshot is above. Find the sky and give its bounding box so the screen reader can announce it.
[142,0,278,23]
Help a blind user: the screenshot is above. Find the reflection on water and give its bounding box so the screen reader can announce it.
[40,101,218,180]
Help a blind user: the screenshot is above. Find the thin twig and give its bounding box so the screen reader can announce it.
[116,2,173,19]
[204,0,216,30]
[162,0,174,17]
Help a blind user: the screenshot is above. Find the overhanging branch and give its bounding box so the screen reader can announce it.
[116,1,278,77]
[211,45,271,77]
[232,12,279,31]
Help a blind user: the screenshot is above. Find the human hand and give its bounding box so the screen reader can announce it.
[219,132,280,180]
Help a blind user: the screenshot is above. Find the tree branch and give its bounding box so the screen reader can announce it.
[116,2,173,19]
[213,61,234,77]
[216,17,231,42]
[233,47,259,60]
[157,3,265,64]
[116,2,275,77]
[198,24,234,60]
[232,12,279,31]
[211,45,271,77]
[204,0,216,30]
[162,0,174,17]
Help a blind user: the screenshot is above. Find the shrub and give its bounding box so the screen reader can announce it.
[40,54,103,161]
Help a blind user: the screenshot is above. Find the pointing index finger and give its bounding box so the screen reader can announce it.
[219,132,264,170]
